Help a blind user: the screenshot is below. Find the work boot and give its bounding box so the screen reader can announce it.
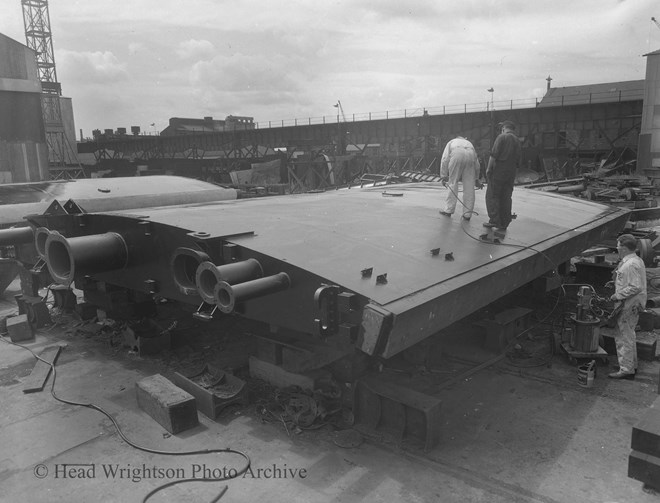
[607,370,635,380]
[613,367,637,374]
[439,210,452,217]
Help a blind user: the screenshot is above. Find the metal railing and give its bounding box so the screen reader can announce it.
[254,87,644,129]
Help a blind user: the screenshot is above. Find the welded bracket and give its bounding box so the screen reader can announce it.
[193,301,218,321]
[43,199,68,216]
[63,199,86,214]
[29,257,47,274]
[314,284,340,337]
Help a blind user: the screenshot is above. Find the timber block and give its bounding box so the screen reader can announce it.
[22,296,52,328]
[7,314,34,342]
[248,356,330,391]
[632,407,660,457]
[639,311,655,332]
[74,302,98,321]
[135,374,198,434]
[18,266,40,297]
[171,365,248,420]
[601,331,657,361]
[51,285,77,311]
[353,375,443,451]
[474,307,534,352]
[16,294,52,328]
[629,450,660,490]
[256,339,283,365]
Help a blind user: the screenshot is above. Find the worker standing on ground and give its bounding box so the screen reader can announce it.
[607,234,647,380]
[438,136,481,220]
[484,120,521,230]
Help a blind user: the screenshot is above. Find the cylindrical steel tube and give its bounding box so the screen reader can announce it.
[196,259,263,304]
[34,227,52,259]
[45,232,128,285]
[214,272,290,313]
[170,247,210,296]
[0,226,34,247]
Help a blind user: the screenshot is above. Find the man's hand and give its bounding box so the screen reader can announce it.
[439,176,448,186]
[609,294,619,301]
[604,281,614,289]
[475,180,484,190]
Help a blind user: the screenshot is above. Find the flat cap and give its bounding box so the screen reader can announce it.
[499,120,516,130]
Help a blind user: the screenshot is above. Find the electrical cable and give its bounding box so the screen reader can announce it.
[0,334,250,503]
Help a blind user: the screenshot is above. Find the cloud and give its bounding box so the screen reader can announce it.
[354,0,440,22]
[128,42,145,56]
[3,0,653,136]
[185,52,307,117]
[176,39,215,60]
[190,53,301,93]
[58,50,129,83]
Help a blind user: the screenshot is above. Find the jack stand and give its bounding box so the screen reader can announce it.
[193,302,217,321]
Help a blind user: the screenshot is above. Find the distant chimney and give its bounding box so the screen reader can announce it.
[546,75,553,92]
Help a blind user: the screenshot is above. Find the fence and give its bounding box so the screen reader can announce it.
[254,87,643,129]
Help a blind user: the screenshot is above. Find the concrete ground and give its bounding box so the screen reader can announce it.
[1,279,659,503]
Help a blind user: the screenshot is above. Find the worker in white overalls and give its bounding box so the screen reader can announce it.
[438,136,482,221]
[607,233,647,380]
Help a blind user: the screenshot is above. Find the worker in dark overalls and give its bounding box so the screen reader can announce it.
[483,120,521,230]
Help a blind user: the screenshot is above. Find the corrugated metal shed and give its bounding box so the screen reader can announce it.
[538,80,644,107]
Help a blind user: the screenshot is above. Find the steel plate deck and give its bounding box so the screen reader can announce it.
[104,182,629,308]
[0,176,237,227]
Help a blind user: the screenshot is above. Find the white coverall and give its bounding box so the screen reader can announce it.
[612,253,647,374]
[439,137,480,216]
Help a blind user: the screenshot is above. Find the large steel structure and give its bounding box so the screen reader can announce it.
[19,183,630,360]
[22,0,82,178]
[0,176,238,294]
[80,98,643,191]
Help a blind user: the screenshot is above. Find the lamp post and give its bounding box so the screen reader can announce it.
[333,101,341,155]
[487,88,495,153]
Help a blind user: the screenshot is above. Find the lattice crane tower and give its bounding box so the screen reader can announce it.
[22,0,82,176]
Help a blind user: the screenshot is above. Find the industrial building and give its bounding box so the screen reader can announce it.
[0,32,48,182]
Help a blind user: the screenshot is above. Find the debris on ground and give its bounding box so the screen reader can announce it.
[254,377,351,435]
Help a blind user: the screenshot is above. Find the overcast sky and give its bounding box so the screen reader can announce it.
[1,0,659,138]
